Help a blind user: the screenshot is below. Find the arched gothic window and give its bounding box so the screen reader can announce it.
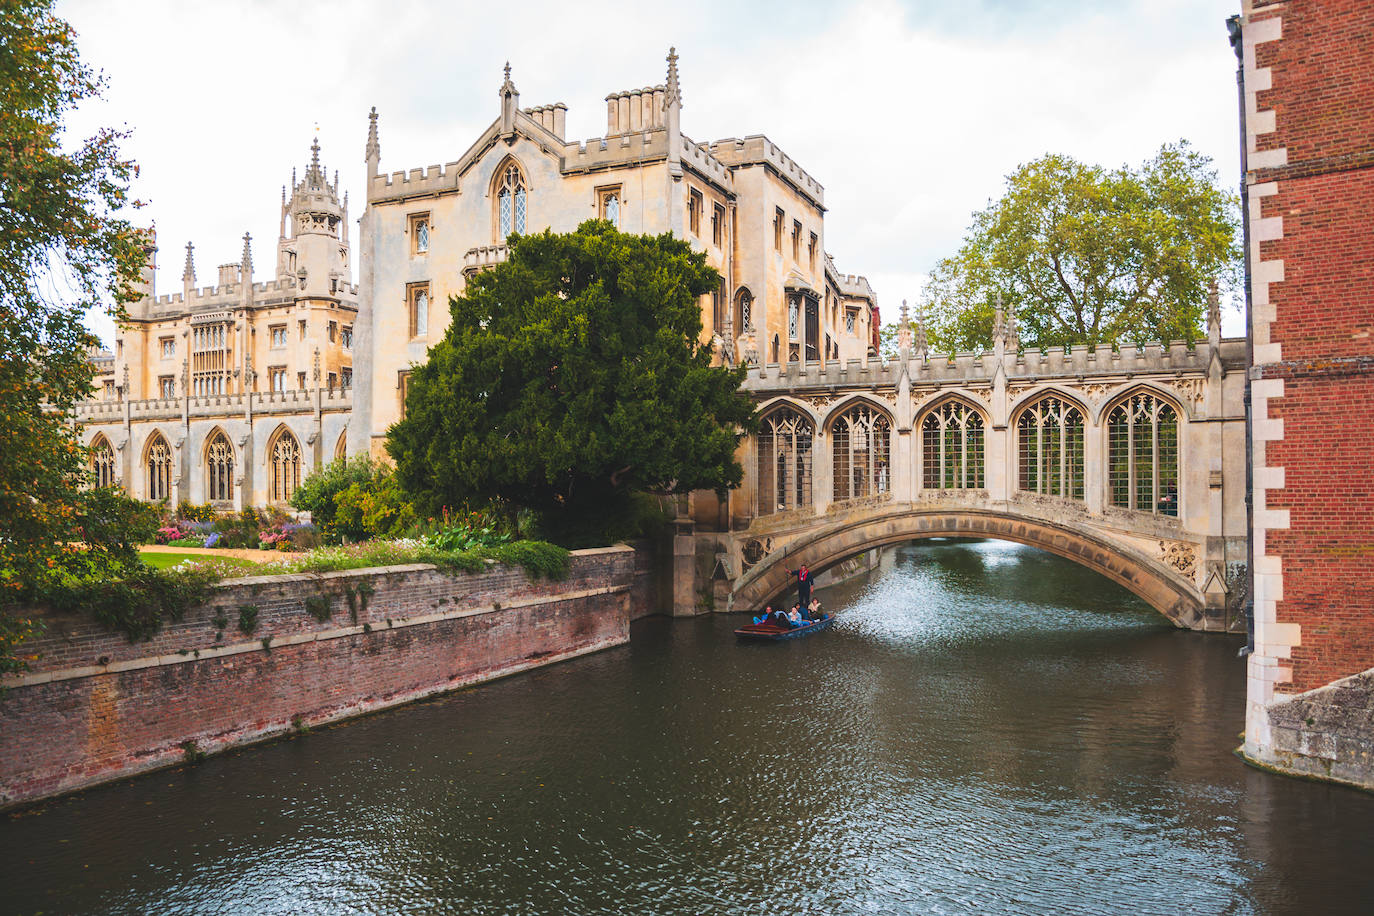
[1017,396,1085,500]
[497,161,527,238]
[757,406,813,515]
[735,288,753,332]
[1108,392,1179,516]
[334,432,347,462]
[921,400,985,490]
[206,431,234,503]
[832,403,891,502]
[146,433,172,502]
[268,429,302,503]
[90,438,116,489]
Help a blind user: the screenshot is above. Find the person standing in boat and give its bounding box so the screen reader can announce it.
[786,564,813,612]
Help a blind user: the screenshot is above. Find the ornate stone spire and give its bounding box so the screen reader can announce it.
[365,106,380,170]
[897,299,912,354]
[664,47,683,180]
[914,313,929,360]
[240,232,253,282]
[993,290,1006,354]
[181,242,195,284]
[1207,279,1221,345]
[499,62,520,139]
[664,46,682,108]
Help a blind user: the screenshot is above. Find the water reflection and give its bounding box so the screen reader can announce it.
[3,539,1372,915]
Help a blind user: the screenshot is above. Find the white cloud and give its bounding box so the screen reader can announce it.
[57,0,1246,344]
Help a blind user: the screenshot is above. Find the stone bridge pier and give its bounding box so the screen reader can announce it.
[674,323,1249,632]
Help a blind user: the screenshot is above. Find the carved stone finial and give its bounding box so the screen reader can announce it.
[914,314,929,360]
[182,241,195,283]
[240,232,253,282]
[665,46,682,108]
[365,106,381,170]
[897,299,913,353]
[313,347,321,382]
[504,61,511,83]
[1207,279,1221,341]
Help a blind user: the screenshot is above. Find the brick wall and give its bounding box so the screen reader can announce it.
[0,547,635,810]
[1246,0,1374,696]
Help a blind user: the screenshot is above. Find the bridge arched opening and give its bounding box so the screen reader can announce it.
[729,509,1204,629]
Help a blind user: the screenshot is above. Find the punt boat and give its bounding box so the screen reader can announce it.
[734,614,834,641]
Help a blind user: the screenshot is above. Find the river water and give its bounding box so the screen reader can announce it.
[3,539,1373,915]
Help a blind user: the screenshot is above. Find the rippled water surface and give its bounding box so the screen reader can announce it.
[4,539,1374,915]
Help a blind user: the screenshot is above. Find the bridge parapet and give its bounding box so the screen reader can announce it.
[705,336,1247,632]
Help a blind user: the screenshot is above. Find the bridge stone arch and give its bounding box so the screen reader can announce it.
[727,505,1205,628]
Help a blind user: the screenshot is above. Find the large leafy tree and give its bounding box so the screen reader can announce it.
[1,0,146,669]
[917,142,1238,352]
[388,220,755,546]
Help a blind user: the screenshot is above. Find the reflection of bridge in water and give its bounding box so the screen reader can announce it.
[685,311,1248,632]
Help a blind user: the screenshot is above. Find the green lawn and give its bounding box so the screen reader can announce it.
[139,550,259,572]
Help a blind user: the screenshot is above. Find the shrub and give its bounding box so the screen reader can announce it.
[291,456,392,541]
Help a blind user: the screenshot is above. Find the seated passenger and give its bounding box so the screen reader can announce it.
[753,605,775,625]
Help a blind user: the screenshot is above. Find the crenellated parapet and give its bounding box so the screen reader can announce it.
[369,161,463,204]
[709,135,826,209]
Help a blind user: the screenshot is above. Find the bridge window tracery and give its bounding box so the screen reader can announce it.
[206,431,234,503]
[145,433,172,502]
[1017,396,1085,500]
[1108,392,1179,516]
[757,406,813,514]
[832,403,891,502]
[90,437,116,489]
[921,400,985,490]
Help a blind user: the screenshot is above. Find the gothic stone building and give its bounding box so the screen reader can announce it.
[350,50,878,459]
[80,50,880,509]
[78,143,357,508]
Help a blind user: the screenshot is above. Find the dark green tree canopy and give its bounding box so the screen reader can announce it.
[387,220,756,545]
[917,142,1239,353]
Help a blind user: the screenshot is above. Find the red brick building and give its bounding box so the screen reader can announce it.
[1241,0,1374,762]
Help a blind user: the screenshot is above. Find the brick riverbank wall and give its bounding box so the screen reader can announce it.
[0,546,637,811]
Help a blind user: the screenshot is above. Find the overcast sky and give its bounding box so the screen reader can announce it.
[60,0,1247,344]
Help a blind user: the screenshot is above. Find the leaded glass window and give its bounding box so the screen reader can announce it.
[1108,392,1179,516]
[497,162,526,238]
[788,298,799,339]
[90,438,116,488]
[736,289,752,331]
[921,400,985,490]
[206,432,234,503]
[1017,396,1085,499]
[832,404,891,502]
[757,406,813,515]
[415,219,429,253]
[146,433,172,501]
[269,429,302,503]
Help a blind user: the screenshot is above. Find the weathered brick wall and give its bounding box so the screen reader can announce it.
[0,547,634,810]
[1249,0,1374,695]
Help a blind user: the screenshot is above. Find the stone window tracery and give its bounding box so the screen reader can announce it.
[832,403,891,502]
[1017,395,1085,500]
[735,288,753,332]
[410,212,430,255]
[1108,392,1179,516]
[268,429,302,503]
[921,400,985,490]
[757,406,813,515]
[408,282,430,338]
[497,161,527,238]
[598,187,621,226]
[206,431,234,503]
[145,433,172,502]
[90,438,116,489]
